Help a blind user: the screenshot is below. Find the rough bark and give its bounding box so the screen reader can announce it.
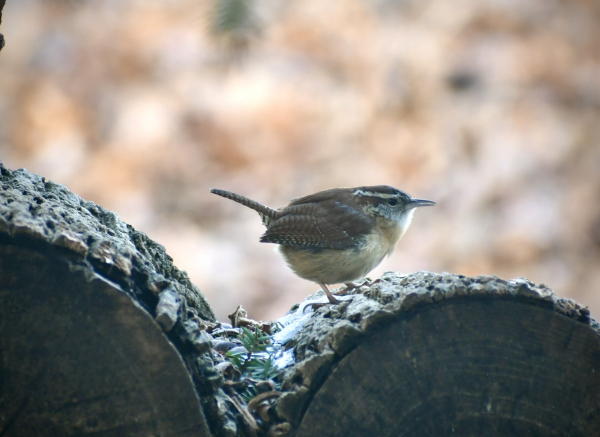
[0,163,221,436]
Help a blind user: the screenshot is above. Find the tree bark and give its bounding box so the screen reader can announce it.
[0,164,217,436]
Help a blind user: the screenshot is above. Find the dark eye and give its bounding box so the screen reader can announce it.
[387,198,398,206]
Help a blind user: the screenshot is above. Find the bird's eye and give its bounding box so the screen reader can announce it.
[387,198,398,206]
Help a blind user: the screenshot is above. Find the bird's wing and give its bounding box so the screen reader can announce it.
[260,192,374,250]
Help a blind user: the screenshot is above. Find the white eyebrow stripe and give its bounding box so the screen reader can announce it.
[353,190,398,199]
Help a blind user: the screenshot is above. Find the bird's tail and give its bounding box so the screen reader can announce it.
[210,189,278,225]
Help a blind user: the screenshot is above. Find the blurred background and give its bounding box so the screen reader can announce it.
[1,0,599,322]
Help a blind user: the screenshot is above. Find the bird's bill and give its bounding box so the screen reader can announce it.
[409,198,436,208]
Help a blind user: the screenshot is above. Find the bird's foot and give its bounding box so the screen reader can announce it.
[302,282,346,312]
[335,278,382,295]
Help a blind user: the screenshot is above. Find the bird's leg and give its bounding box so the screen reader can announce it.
[304,282,341,312]
[320,281,341,304]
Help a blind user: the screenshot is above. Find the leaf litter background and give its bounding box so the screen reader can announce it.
[0,0,599,321]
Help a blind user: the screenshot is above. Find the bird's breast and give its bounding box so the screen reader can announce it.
[278,229,398,285]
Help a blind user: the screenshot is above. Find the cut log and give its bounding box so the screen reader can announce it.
[0,164,216,436]
[273,273,600,437]
[0,244,209,436]
[3,163,600,437]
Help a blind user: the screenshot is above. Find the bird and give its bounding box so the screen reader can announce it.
[211,186,435,305]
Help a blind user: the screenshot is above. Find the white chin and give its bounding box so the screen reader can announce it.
[398,209,415,238]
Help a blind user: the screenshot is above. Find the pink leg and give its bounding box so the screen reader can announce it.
[319,281,341,304]
[303,282,342,312]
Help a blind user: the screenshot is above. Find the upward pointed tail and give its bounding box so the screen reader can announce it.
[210,189,278,224]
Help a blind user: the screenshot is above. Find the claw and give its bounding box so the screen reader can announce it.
[339,278,381,294]
[301,282,342,313]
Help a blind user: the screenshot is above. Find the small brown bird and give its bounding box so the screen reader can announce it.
[211,186,435,304]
